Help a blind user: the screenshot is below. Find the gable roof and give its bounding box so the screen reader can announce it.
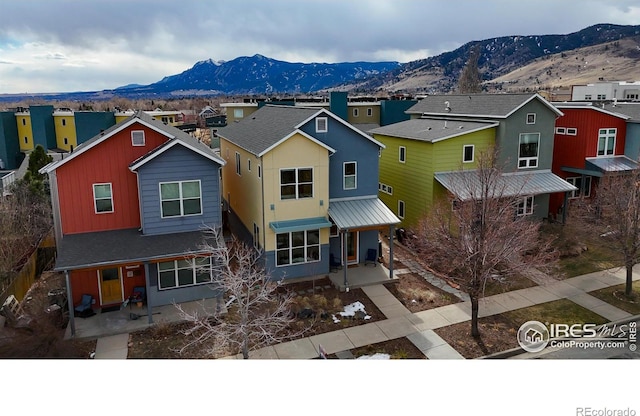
[601,103,640,122]
[41,110,223,173]
[369,118,498,143]
[554,102,631,120]
[216,105,384,156]
[406,93,563,119]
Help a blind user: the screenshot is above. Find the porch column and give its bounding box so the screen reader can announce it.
[342,230,349,291]
[64,270,75,337]
[562,191,569,225]
[388,225,395,279]
[144,262,152,324]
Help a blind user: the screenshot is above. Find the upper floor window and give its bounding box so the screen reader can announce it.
[353,108,359,117]
[399,146,406,163]
[516,196,534,216]
[597,128,616,156]
[398,200,405,219]
[566,128,577,136]
[316,117,328,133]
[367,108,373,117]
[160,180,202,218]
[247,159,251,172]
[158,257,212,290]
[235,152,241,175]
[597,94,607,100]
[463,145,474,163]
[233,109,244,119]
[62,119,67,126]
[258,165,262,179]
[343,161,357,190]
[280,168,313,200]
[555,127,566,135]
[585,94,592,100]
[518,133,539,168]
[93,183,114,214]
[526,113,536,124]
[131,130,145,146]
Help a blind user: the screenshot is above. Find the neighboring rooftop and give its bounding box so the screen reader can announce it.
[369,118,498,143]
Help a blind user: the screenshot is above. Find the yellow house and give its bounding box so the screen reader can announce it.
[16,110,33,152]
[53,109,77,151]
[219,102,259,124]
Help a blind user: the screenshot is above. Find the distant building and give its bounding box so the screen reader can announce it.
[571,81,640,102]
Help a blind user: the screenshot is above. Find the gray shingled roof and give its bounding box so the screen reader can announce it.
[216,105,320,155]
[602,103,640,122]
[369,118,497,143]
[54,228,212,271]
[406,93,561,118]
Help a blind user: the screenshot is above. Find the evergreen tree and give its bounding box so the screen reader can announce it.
[458,45,482,94]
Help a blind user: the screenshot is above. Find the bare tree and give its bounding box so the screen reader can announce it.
[176,229,305,359]
[572,168,640,298]
[410,150,556,338]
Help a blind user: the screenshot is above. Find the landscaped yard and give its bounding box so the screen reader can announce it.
[384,272,460,313]
[589,280,640,315]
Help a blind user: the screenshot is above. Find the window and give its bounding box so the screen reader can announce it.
[235,152,241,175]
[597,128,616,156]
[463,145,474,163]
[367,108,373,117]
[398,200,405,219]
[160,180,202,217]
[597,94,607,100]
[62,119,66,126]
[253,223,260,250]
[24,137,28,144]
[399,146,406,163]
[329,220,338,237]
[518,133,540,168]
[93,183,113,213]
[258,165,262,179]
[276,230,320,266]
[63,138,68,145]
[526,113,536,124]
[567,176,592,198]
[247,159,251,172]
[566,128,577,136]
[131,130,145,146]
[343,161,357,190]
[353,108,359,117]
[585,94,592,100]
[280,168,313,200]
[233,109,244,119]
[22,119,26,126]
[316,117,328,133]
[158,257,212,290]
[516,196,534,216]
[555,127,566,135]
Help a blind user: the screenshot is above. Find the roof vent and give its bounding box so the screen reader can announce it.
[444,101,451,112]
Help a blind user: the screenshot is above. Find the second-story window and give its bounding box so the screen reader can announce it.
[518,133,539,168]
[463,145,474,163]
[526,113,536,124]
[597,128,616,156]
[235,152,241,175]
[62,119,66,126]
[343,161,357,190]
[131,130,145,146]
[367,108,373,117]
[353,108,359,117]
[399,146,406,163]
[160,180,202,218]
[233,109,244,119]
[316,117,328,133]
[280,168,313,200]
[93,183,114,214]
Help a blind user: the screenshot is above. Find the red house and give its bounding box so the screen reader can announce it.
[550,103,636,217]
[41,111,226,337]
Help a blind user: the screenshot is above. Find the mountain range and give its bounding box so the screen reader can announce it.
[2,23,640,102]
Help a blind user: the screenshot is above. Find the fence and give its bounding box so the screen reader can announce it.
[0,230,55,308]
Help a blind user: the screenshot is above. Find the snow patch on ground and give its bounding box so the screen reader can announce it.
[357,353,391,360]
[332,301,371,323]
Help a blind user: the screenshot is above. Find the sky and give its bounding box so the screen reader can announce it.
[1,0,640,94]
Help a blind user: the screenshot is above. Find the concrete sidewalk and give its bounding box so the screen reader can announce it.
[93,264,639,359]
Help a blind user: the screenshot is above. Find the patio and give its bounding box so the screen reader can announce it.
[327,262,398,291]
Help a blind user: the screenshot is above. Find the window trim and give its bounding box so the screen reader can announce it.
[463,145,474,163]
[398,200,405,219]
[353,108,359,117]
[131,130,145,146]
[275,229,321,267]
[399,146,406,163]
[247,159,251,172]
[253,223,261,250]
[566,128,577,136]
[555,127,566,135]
[159,180,203,218]
[566,176,592,199]
[157,257,213,290]
[316,117,328,133]
[93,183,114,214]
[343,161,357,190]
[367,108,373,117]
[258,165,262,179]
[516,195,534,216]
[279,167,314,200]
[235,152,241,175]
[526,113,536,124]
[597,128,616,157]
[518,132,540,169]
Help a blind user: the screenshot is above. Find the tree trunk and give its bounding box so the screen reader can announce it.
[625,261,634,297]
[242,341,249,359]
[470,295,480,338]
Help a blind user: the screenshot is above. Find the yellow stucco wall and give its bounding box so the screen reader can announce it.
[16,115,33,151]
[54,114,77,151]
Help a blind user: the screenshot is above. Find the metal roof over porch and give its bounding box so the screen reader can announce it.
[328,197,400,230]
[586,156,639,173]
[434,169,577,201]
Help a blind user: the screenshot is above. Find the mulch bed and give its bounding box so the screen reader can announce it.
[384,272,460,313]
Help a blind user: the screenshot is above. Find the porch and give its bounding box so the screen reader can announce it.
[327,262,399,291]
[63,297,222,341]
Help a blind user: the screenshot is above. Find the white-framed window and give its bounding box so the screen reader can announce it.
[329,220,339,238]
[159,180,202,218]
[518,133,540,168]
[399,146,406,163]
[367,108,373,117]
[233,109,244,119]
[131,130,145,146]
[276,229,320,266]
[353,108,359,117]
[157,257,212,290]
[567,176,592,198]
[280,168,313,200]
[378,182,393,195]
[516,196,534,216]
[597,128,616,156]
[343,161,357,190]
[526,113,536,124]
[585,94,592,100]
[235,152,241,175]
[253,223,260,250]
[247,159,251,172]
[316,117,328,133]
[93,183,113,214]
[566,128,577,136]
[398,200,405,219]
[555,127,566,135]
[463,145,474,163]
[597,94,607,100]
[258,165,262,179]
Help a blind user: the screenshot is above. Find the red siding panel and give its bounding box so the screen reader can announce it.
[56,125,169,234]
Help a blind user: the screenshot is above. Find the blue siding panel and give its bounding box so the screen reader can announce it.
[137,144,222,235]
[0,112,21,170]
[147,262,222,306]
[263,245,330,280]
[75,112,116,145]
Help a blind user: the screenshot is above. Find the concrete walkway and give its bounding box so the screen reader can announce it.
[93,263,639,359]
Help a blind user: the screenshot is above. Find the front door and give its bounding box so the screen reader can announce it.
[346,231,359,265]
[99,268,123,305]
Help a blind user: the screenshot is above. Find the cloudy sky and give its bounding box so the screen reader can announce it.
[1,0,639,94]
